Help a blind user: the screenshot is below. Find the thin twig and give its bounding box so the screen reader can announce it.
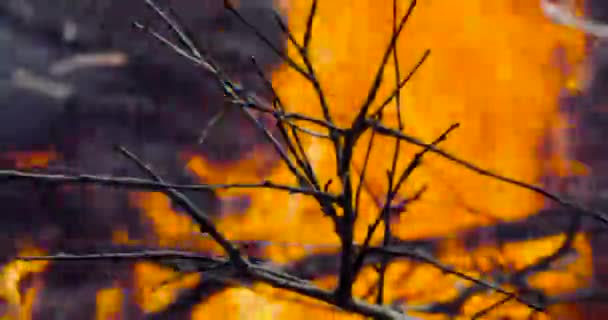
[240,107,313,191]
[333,4,421,295]
[116,146,246,266]
[369,121,608,225]
[198,109,226,144]
[350,0,418,130]
[223,0,311,79]
[471,295,515,319]
[272,11,304,52]
[391,124,459,195]
[288,124,333,139]
[125,0,593,318]
[132,22,212,71]
[19,250,217,262]
[377,0,407,303]
[371,49,431,119]
[250,56,319,189]
[139,0,317,195]
[302,0,318,51]
[0,170,337,201]
[353,124,458,277]
[268,1,339,161]
[416,212,582,316]
[354,123,379,218]
[367,246,545,313]
[143,0,203,60]
[238,102,342,132]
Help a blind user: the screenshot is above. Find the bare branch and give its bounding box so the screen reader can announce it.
[15,0,594,317]
[354,124,458,277]
[238,101,342,132]
[19,250,417,320]
[377,1,407,300]
[390,123,459,195]
[471,295,515,319]
[354,124,379,218]
[265,2,339,156]
[351,0,418,130]
[250,56,319,189]
[415,211,583,316]
[116,146,247,266]
[371,49,431,119]
[369,121,608,225]
[0,170,337,200]
[132,22,213,71]
[198,109,226,144]
[143,0,203,60]
[302,0,318,51]
[223,0,311,79]
[19,250,217,263]
[138,0,325,195]
[272,11,304,52]
[367,246,545,313]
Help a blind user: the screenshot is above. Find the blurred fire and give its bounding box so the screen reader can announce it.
[132,262,200,314]
[1,0,596,319]
[0,246,48,320]
[96,285,124,320]
[2,151,57,169]
[177,0,591,318]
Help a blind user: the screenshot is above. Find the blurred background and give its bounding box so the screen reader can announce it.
[1,0,608,319]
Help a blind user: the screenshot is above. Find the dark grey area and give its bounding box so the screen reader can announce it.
[0,0,286,318]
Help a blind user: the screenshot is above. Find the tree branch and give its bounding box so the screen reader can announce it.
[369,121,608,225]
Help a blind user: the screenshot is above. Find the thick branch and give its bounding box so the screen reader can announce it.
[19,251,418,320]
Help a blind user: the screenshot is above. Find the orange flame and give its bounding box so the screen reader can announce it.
[127,0,593,318]
[132,262,200,314]
[0,246,49,319]
[96,284,124,320]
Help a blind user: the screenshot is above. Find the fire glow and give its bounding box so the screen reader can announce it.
[0,0,597,319]
[187,0,589,318]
